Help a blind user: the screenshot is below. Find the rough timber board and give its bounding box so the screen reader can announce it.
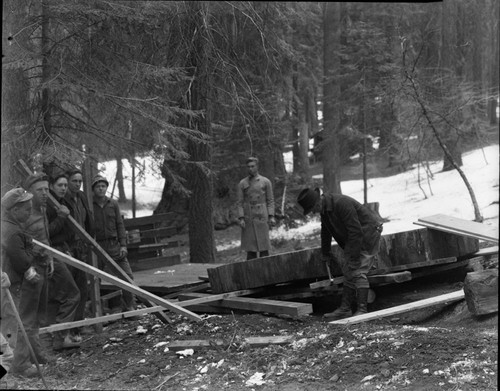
[102,263,222,294]
[178,292,313,317]
[208,228,478,293]
[415,214,499,243]
[329,290,465,325]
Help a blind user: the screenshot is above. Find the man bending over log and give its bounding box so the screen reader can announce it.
[297,188,383,320]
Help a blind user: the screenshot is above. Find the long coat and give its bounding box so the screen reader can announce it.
[236,174,275,252]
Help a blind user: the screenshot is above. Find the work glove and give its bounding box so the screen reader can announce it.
[321,252,335,265]
[119,246,128,259]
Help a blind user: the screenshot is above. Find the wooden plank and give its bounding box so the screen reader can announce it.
[415,214,498,243]
[177,289,263,307]
[463,269,498,315]
[469,246,498,257]
[34,240,202,322]
[123,213,176,228]
[129,254,181,272]
[164,283,211,299]
[367,271,412,285]
[207,228,477,293]
[411,259,471,279]
[310,271,412,290]
[329,290,465,325]
[167,336,293,351]
[40,306,167,334]
[178,293,313,317]
[371,257,457,274]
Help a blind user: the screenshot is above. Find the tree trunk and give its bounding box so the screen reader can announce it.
[185,1,216,264]
[322,2,342,194]
[1,0,34,192]
[116,157,126,202]
[298,91,310,178]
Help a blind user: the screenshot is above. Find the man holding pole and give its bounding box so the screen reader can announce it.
[1,188,52,377]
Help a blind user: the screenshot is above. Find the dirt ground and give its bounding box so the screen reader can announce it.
[2,236,497,391]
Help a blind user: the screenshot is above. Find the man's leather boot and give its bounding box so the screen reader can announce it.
[353,287,369,316]
[324,286,356,320]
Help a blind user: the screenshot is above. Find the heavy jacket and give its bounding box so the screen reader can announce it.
[46,190,75,248]
[64,189,95,238]
[236,174,275,252]
[1,215,37,284]
[93,196,127,247]
[320,193,382,266]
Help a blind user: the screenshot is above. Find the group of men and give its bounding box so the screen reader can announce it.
[1,169,134,378]
[1,155,384,379]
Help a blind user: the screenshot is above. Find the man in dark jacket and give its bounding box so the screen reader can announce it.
[45,170,81,350]
[92,174,136,313]
[64,167,95,340]
[1,188,52,376]
[297,188,383,320]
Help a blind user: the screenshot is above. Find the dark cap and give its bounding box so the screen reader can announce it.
[91,175,109,189]
[297,188,321,215]
[23,172,49,190]
[1,188,33,210]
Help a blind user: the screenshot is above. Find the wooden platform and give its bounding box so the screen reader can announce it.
[101,263,222,294]
[415,214,499,243]
[207,227,478,293]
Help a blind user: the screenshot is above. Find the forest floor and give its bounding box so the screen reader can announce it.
[2,137,498,391]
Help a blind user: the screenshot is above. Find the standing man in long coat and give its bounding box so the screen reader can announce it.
[236,157,275,260]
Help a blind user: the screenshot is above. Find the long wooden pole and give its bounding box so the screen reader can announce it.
[33,240,202,322]
[5,290,49,389]
[14,159,172,324]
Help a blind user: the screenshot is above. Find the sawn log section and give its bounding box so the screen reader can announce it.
[208,228,478,293]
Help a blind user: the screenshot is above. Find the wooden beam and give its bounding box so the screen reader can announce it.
[167,336,292,351]
[34,240,202,322]
[329,290,465,325]
[14,159,172,325]
[177,289,263,307]
[40,306,167,334]
[178,293,313,317]
[310,271,412,290]
[463,269,498,316]
[415,214,499,243]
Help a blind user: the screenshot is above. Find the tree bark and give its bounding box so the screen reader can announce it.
[322,2,342,194]
[185,1,216,264]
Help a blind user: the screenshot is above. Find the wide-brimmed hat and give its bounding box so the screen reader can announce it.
[91,175,109,189]
[1,188,33,210]
[297,188,321,215]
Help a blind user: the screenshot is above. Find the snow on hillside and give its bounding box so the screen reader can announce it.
[100,145,499,248]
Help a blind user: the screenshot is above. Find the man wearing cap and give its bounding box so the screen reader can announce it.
[236,157,276,260]
[1,188,52,377]
[92,174,136,313]
[64,167,95,339]
[297,188,383,320]
[45,170,81,350]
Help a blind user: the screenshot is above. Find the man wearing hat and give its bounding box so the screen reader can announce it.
[92,174,136,314]
[1,188,52,376]
[297,188,383,320]
[236,157,276,260]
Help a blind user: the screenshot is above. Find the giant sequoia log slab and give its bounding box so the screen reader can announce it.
[208,228,479,293]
